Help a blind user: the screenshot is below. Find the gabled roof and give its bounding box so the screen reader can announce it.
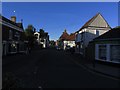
[76,13,111,33]
[67,33,76,41]
[60,30,69,40]
[1,16,24,32]
[39,32,49,38]
[59,30,75,41]
[94,27,120,40]
[2,16,23,28]
[82,13,99,28]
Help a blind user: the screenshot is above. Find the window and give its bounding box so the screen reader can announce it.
[80,44,83,48]
[14,32,20,40]
[9,30,13,40]
[110,45,120,62]
[99,45,107,60]
[41,39,44,42]
[69,41,73,44]
[80,42,83,49]
[35,34,38,38]
[77,45,79,48]
[96,44,120,63]
[96,30,99,36]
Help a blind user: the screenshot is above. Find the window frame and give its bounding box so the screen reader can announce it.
[95,44,120,64]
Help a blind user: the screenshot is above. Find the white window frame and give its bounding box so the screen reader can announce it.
[95,44,108,61]
[96,30,99,36]
[110,44,120,63]
[95,44,120,64]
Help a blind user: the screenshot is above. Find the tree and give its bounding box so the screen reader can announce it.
[25,24,36,49]
[114,26,120,29]
[39,28,45,38]
[25,25,34,37]
[49,40,56,47]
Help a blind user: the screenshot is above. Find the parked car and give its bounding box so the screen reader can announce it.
[65,46,71,52]
[56,46,61,50]
[66,46,75,54]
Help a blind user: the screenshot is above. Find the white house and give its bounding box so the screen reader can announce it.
[75,13,111,55]
[59,30,76,50]
[34,32,40,44]
[34,31,49,48]
[63,33,76,50]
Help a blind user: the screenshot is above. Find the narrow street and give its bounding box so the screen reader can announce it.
[2,48,120,88]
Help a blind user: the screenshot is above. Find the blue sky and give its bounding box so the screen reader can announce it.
[2,2,118,40]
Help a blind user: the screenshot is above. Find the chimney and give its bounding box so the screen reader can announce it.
[63,29,67,33]
[11,16,16,23]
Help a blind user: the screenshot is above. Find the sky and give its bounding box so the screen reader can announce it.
[2,2,118,40]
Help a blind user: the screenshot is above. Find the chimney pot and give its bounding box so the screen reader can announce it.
[11,16,16,23]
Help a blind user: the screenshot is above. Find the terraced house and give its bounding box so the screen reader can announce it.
[0,16,27,56]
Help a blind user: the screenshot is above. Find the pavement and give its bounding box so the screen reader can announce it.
[66,52,120,80]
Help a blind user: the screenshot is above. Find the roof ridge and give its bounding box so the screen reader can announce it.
[1,15,24,30]
[76,12,111,33]
[82,13,100,28]
[76,13,102,33]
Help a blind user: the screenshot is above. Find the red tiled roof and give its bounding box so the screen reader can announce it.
[60,30,69,40]
[67,33,75,41]
[59,30,75,41]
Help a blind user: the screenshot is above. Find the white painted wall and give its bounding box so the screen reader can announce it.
[82,28,110,47]
[75,27,110,55]
[34,32,40,44]
[63,41,67,50]
[63,40,75,50]
[34,32,49,48]
[75,13,111,49]
[67,41,75,47]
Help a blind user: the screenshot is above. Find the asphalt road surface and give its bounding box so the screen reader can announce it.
[2,48,120,88]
